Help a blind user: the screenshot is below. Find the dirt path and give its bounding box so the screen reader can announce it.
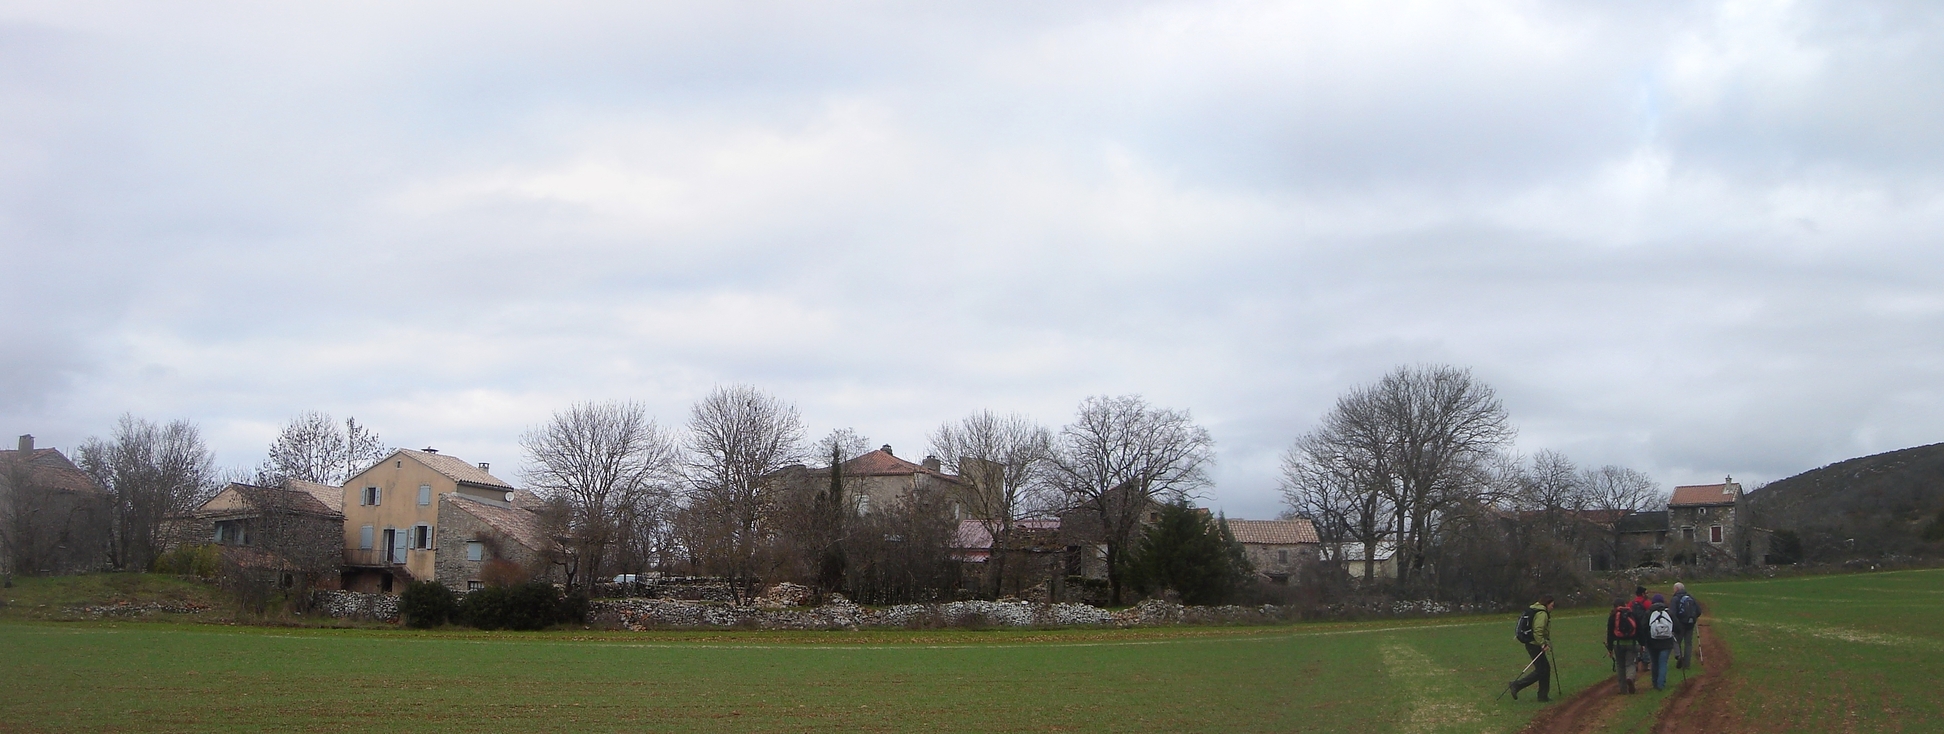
[1519,620,1741,734]
[1652,621,1741,734]
[1517,674,1627,734]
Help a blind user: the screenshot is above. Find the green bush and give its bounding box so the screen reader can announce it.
[400,581,458,628]
[152,544,220,579]
[460,581,564,631]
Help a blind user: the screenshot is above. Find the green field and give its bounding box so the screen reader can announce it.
[2,569,1937,732]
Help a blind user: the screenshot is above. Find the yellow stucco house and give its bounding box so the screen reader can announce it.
[338,448,551,593]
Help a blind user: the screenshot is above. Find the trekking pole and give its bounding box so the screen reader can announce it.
[1495,649,1547,702]
[1551,647,1564,699]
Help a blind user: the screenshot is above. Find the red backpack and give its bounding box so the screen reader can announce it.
[1611,606,1638,639]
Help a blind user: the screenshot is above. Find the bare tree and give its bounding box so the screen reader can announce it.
[1,453,109,576]
[1284,366,1512,585]
[1511,450,1584,515]
[815,428,875,465]
[255,411,389,486]
[1047,395,1214,605]
[1280,428,1395,580]
[224,482,345,614]
[1579,465,1664,513]
[76,416,221,571]
[521,400,680,592]
[928,410,1053,597]
[681,385,806,599]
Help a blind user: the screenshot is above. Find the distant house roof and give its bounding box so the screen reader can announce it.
[0,447,101,495]
[951,518,1064,551]
[444,493,551,553]
[194,482,344,519]
[1670,481,1741,507]
[1615,510,1670,534]
[286,479,343,513]
[388,449,514,490]
[824,447,963,484]
[1224,518,1320,545]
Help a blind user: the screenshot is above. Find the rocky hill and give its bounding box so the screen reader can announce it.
[1746,442,1944,562]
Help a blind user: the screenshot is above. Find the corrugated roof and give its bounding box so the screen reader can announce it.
[1224,518,1321,545]
[398,449,514,489]
[444,493,551,553]
[1670,482,1740,507]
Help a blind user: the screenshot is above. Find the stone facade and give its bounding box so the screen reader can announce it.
[433,493,556,592]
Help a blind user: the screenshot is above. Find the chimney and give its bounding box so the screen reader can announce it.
[881,444,893,456]
[922,455,941,472]
[422,447,439,454]
[16,434,31,452]
[478,462,490,473]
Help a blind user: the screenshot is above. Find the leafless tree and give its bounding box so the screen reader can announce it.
[224,482,345,614]
[1280,428,1395,580]
[929,410,1053,597]
[1511,450,1585,515]
[681,385,806,599]
[1,455,109,576]
[1284,366,1513,585]
[521,400,680,592]
[815,428,875,465]
[76,416,221,571]
[1047,395,1214,605]
[255,411,389,486]
[1579,465,1664,513]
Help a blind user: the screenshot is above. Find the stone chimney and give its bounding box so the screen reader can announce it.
[422,447,439,454]
[17,434,32,452]
[478,462,490,473]
[922,455,942,472]
[881,444,893,456]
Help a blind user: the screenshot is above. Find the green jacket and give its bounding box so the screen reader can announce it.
[1527,603,1551,645]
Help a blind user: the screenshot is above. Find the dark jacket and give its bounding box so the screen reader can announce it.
[1643,602,1676,651]
[1606,605,1640,650]
[1671,591,1700,629]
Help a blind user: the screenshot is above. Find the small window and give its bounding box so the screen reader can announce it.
[362,486,381,506]
[1682,527,1695,542]
[414,524,433,549]
[1700,507,1710,516]
[418,485,431,506]
[1710,525,1723,543]
[1278,549,1289,564]
[466,541,484,562]
[359,524,375,550]
[468,580,483,591]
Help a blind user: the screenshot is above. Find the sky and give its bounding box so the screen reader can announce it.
[4,0,1942,520]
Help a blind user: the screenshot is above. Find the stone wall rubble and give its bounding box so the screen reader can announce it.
[589,595,1291,631]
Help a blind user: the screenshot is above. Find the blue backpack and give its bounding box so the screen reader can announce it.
[1674,594,1702,625]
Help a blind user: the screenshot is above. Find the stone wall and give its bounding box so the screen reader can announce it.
[589,596,1290,631]
[312,589,400,621]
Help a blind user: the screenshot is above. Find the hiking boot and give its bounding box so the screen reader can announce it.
[1537,695,1551,702]
[1507,682,1520,700]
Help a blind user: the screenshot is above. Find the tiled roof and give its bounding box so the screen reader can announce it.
[951,518,1064,550]
[1224,518,1321,545]
[398,449,514,489]
[287,480,343,514]
[1670,482,1740,507]
[833,448,963,483]
[444,494,552,553]
[195,483,342,518]
[0,448,101,494]
[1615,510,1669,533]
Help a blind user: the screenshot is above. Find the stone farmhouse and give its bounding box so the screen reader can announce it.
[775,445,967,516]
[1223,518,1321,585]
[0,435,110,575]
[1612,477,1769,568]
[339,448,557,593]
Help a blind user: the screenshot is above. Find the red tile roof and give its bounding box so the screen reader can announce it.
[1224,518,1321,545]
[835,448,962,483]
[1670,482,1741,507]
[0,448,101,495]
[400,449,514,489]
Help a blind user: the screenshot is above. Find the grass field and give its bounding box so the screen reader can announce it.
[3,569,1935,732]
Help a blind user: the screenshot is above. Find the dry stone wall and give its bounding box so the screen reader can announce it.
[589,596,1289,631]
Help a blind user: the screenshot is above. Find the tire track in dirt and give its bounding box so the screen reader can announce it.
[1516,671,1626,734]
[1653,620,1741,734]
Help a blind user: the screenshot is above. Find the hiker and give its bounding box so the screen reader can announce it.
[1507,595,1555,702]
[1630,586,1652,674]
[1605,596,1643,694]
[1671,582,1703,669]
[1645,593,1678,690]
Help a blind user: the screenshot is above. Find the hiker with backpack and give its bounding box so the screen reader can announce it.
[1507,595,1555,702]
[1604,596,1643,694]
[1645,593,1678,690]
[1630,585,1652,675]
[1671,582,1703,669]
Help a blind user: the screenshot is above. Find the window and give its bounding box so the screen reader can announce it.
[418,484,432,506]
[414,524,433,550]
[1682,526,1695,542]
[362,486,380,506]
[466,541,484,562]
[1700,507,1710,516]
[1710,525,1723,543]
[468,580,483,591]
[360,524,374,549]
[1278,549,1289,565]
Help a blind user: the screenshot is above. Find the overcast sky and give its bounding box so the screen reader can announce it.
[4,1,1941,519]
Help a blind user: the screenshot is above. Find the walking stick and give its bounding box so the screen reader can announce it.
[1495,649,1547,702]
[1551,647,1564,699]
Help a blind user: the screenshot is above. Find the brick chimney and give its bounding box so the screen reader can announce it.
[16,434,32,452]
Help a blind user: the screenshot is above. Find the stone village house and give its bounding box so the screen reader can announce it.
[339,448,557,593]
[0,435,110,576]
[174,480,345,589]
